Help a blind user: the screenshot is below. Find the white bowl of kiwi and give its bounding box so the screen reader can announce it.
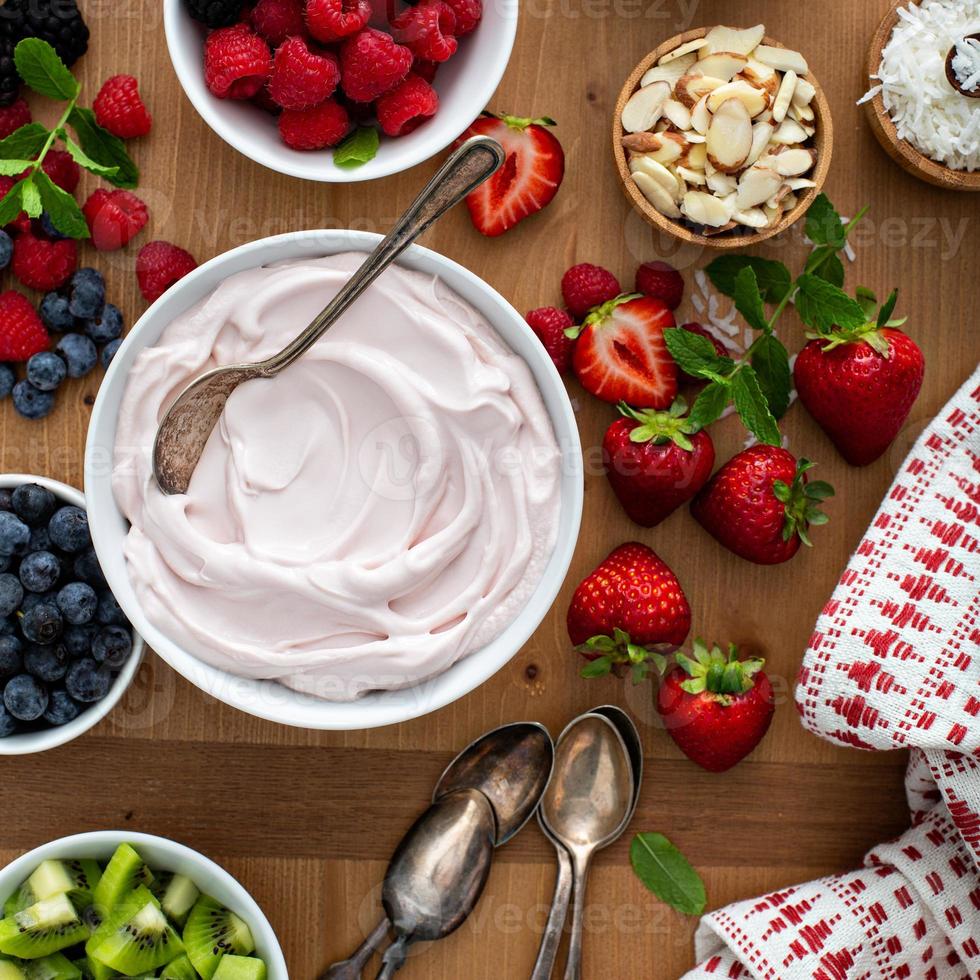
[0,832,286,979]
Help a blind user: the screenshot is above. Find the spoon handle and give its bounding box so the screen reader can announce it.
[530,842,573,980]
[374,935,410,980]
[562,854,592,980]
[267,135,505,373]
[322,918,390,980]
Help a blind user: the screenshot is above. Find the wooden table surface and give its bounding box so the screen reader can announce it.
[2,0,978,977]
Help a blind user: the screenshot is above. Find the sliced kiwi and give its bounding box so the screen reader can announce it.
[25,862,102,914]
[212,956,267,980]
[84,887,156,961]
[0,960,27,980]
[159,955,197,980]
[183,897,255,980]
[21,952,81,980]
[3,890,31,920]
[0,895,89,959]
[69,958,114,980]
[90,847,153,922]
[87,897,183,976]
[160,877,199,931]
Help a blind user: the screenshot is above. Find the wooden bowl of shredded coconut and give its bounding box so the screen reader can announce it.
[863,0,980,191]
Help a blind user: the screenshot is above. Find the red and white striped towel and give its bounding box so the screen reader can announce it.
[683,366,980,980]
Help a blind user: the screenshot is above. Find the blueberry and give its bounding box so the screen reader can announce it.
[0,511,30,556]
[43,687,81,726]
[0,363,14,399]
[40,213,67,240]
[0,617,14,636]
[3,674,47,721]
[12,380,56,420]
[0,573,23,616]
[18,551,61,593]
[63,623,96,658]
[56,581,97,625]
[96,590,127,627]
[0,702,17,736]
[84,304,123,345]
[26,352,67,393]
[0,490,11,512]
[0,635,21,677]
[92,625,132,668]
[73,549,107,589]
[12,484,57,527]
[21,602,63,644]
[48,506,90,553]
[21,590,56,614]
[55,334,98,379]
[24,642,69,682]
[0,229,12,271]
[67,268,105,320]
[65,658,110,703]
[28,526,53,553]
[100,338,122,370]
[39,292,75,332]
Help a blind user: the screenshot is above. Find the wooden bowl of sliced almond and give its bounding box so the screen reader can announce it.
[613,24,833,248]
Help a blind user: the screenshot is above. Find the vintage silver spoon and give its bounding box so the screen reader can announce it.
[591,704,643,820]
[152,134,505,495]
[535,713,634,980]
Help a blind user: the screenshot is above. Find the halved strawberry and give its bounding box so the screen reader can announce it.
[569,294,678,408]
[459,112,564,237]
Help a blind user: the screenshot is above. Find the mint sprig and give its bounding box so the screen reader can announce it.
[0,39,140,239]
[630,833,706,916]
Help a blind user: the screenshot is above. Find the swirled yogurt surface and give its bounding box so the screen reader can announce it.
[112,252,561,701]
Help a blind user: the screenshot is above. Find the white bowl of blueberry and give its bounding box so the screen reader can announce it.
[0,476,143,754]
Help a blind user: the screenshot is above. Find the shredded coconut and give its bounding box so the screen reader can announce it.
[860,0,980,171]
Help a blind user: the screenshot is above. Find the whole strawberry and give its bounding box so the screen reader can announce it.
[568,542,691,683]
[603,399,714,527]
[569,294,677,408]
[691,446,833,565]
[657,640,775,773]
[793,297,924,466]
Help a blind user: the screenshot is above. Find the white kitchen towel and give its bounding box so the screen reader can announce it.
[682,365,980,980]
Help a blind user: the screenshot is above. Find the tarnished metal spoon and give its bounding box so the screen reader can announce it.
[152,135,505,495]
[591,704,643,821]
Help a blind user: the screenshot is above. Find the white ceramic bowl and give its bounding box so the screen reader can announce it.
[0,476,144,756]
[0,831,287,977]
[163,0,518,182]
[85,229,583,730]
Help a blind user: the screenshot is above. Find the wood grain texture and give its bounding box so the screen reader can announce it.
[0,0,978,977]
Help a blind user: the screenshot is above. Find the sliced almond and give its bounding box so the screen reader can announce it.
[659,37,708,64]
[781,192,799,211]
[682,190,733,227]
[734,207,769,228]
[745,121,775,167]
[773,147,816,176]
[766,184,793,209]
[622,81,670,133]
[641,53,697,88]
[629,155,681,200]
[785,177,817,190]
[621,132,661,152]
[772,69,797,124]
[685,141,707,169]
[741,59,777,86]
[763,203,782,225]
[756,108,774,123]
[641,132,688,165]
[676,165,707,186]
[754,44,809,75]
[675,74,724,109]
[706,96,753,173]
[792,78,816,106]
[655,118,671,132]
[683,132,707,144]
[690,95,712,135]
[633,171,682,219]
[735,165,783,209]
[700,24,766,57]
[706,80,768,117]
[662,99,692,131]
[707,170,737,195]
[771,117,809,145]
[791,102,815,123]
[697,52,748,82]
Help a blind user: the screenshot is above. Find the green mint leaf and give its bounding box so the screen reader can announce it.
[0,122,49,160]
[334,127,379,169]
[67,108,139,189]
[0,179,24,225]
[20,175,41,218]
[34,170,89,239]
[877,289,898,328]
[805,245,845,288]
[855,286,878,318]
[732,366,781,446]
[14,38,79,101]
[664,327,734,381]
[706,255,792,303]
[0,159,33,176]
[688,380,730,430]
[733,266,770,334]
[750,334,792,419]
[61,133,119,178]
[805,193,845,249]
[630,833,706,917]
[796,274,868,333]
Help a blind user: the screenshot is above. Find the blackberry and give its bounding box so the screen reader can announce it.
[0,0,90,69]
[183,0,246,28]
[0,38,18,107]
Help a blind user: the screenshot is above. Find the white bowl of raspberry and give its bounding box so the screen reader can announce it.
[164,0,518,182]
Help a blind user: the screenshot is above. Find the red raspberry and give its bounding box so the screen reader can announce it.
[269,36,340,110]
[204,24,272,100]
[250,0,304,45]
[39,150,80,194]
[376,73,438,137]
[340,28,413,103]
[251,85,281,114]
[442,0,481,35]
[412,58,438,83]
[11,230,78,291]
[0,291,49,361]
[0,98,31,139]
[0,176,29,235]
[93,75,153,139]
[635,260,684,311]
[561,263,621,319]
[525,306,575,374]
[82,189,149,251]
[136,241,199,303]
[677,322,730,384]
[393,0,457,62]
[279,98,349,149]
[305,0,371,42]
